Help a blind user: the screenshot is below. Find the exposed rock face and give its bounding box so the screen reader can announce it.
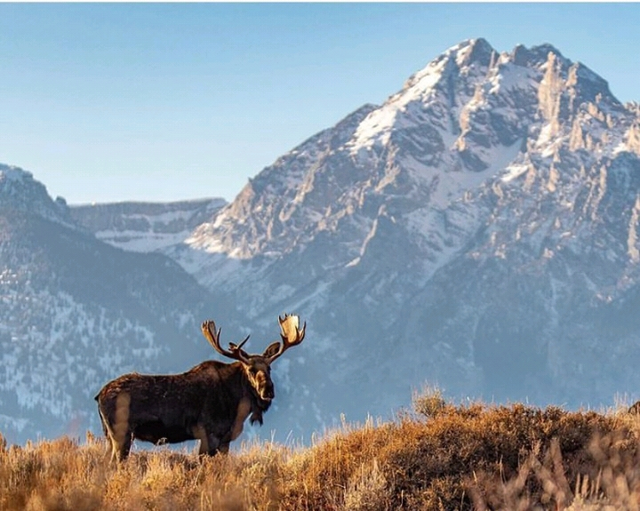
[0,165,75,228]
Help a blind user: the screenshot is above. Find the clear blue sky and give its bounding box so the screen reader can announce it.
[1,3,638,204]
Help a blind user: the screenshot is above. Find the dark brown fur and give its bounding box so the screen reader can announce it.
[96,315,305,461]
[95,359,272,460]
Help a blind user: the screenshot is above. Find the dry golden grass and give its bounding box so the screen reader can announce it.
[3,394,640,510]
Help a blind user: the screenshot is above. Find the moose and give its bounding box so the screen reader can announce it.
[95,314,306,461]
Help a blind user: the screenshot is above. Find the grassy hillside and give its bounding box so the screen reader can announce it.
[2,392,640,510]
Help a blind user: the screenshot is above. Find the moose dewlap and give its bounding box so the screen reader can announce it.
[95,314,306,461]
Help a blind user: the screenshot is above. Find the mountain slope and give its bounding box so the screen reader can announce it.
[165,39,640,437]
[0,166,223,443]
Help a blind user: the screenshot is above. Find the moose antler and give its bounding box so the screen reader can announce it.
[266,314,306,363]
[201,320,251,363]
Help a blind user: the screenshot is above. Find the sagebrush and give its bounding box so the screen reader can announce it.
[2,396,640,510]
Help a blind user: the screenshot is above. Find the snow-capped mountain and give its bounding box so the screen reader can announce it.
[164,38,640,435]
[70,198,226,253]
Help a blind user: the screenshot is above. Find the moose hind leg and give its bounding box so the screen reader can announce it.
[116,432,133,462]
[112,392,132,461]
[97,406,125,462]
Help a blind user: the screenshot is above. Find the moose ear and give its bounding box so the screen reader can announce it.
[262,342,281,360]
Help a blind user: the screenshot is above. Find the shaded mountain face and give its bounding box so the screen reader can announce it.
[164,39,640,437]
[0,166,224,444]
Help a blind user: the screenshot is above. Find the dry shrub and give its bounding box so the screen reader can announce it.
[197,442,284,511]
[396,403,629,510]
[412,384,449,419]
[278,402,636,510]
[280,417,395,510]
[343,459,389,511]
[0,435,106,510]
[3,400,640,510]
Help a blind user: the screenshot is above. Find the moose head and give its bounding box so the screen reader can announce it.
[201,313,306,402]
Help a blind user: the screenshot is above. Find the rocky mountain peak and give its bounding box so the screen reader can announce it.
[1,165,40,200]
[0,164,74,227]
[400,38,494,97]
[183,40,637,272]
[454,37,495,68]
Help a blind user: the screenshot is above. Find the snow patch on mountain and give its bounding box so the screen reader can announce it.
[70,198,226,252]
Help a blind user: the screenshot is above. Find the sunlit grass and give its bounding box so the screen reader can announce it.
[3,391,640,510]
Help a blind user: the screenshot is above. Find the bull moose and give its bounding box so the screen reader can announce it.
[95,314,306,461]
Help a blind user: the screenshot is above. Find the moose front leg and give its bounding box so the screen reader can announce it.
[192,424,222,455]
[202,435,223,455]
[211,429,234,455]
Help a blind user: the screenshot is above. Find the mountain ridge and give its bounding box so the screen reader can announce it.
[70,197,226,253]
